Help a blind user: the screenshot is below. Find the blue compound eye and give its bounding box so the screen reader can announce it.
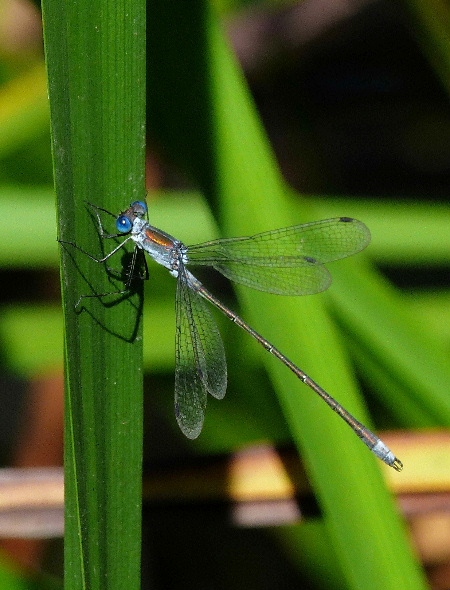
[116,215,132,233]
[131,200,148,215]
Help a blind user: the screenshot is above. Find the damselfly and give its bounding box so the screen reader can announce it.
[62,200,402,471]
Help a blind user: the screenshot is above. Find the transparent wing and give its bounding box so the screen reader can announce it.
[186,217,370,295]
[174,267,227,439]
[211,261,332,295]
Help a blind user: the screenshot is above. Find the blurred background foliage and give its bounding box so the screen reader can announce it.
[0,0,450,588]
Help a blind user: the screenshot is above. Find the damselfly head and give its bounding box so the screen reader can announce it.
[116,201,148,234]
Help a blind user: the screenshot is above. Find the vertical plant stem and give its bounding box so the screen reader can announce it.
[42,1,146,588]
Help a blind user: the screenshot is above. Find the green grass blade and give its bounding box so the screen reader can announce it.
[314,197,450,429]
[207,13,427,590]
[330,259,450,426]
[41,1,146,589]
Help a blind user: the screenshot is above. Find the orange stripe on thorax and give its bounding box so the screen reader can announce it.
[145,227,175,248]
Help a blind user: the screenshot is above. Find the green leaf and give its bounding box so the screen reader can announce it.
[41,1,146,589]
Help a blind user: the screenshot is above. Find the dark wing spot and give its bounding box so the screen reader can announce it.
[303,255,317,264]
[339,217,354,223]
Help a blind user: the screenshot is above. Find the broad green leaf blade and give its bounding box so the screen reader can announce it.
[207,12,427,590]
[42,1,146,589]
[329,259,450,426]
